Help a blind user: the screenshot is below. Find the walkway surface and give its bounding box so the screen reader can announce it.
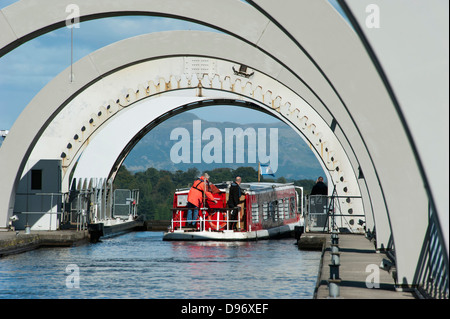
[313,233,416,299]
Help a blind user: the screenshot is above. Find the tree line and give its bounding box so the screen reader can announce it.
[113,165,316,220]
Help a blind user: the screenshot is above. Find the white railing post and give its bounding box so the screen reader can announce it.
[226,211,229,231]
[216,211,219,231]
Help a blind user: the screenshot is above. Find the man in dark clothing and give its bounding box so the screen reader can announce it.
[311,176,328,195]
[227,176,245,230]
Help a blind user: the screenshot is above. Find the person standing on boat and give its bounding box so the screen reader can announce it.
[187,173,217,228]
[310,176,328,195]
[227,176,245,230]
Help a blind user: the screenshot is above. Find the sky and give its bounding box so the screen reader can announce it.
[0,13,220,130]
[0,0,349,132]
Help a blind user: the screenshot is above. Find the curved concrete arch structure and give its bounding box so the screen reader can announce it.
[28,52,365,232]
[340,0,449,257]
[0,0,387,244]
[0,0,446,289]
[4,30,378,237]
[101,99,287,183]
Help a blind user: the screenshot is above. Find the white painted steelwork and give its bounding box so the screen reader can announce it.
[0,0,446,289]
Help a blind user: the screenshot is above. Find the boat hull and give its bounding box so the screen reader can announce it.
[163,222,298,241]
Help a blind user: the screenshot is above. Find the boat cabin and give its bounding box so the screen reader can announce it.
[168,182,302,235]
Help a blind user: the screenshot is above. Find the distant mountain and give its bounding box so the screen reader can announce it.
[123,112,324,181]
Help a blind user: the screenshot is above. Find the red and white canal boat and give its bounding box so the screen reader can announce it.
[163,182,303,241]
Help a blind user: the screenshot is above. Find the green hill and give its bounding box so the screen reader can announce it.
[116,112,324,220]
[122,112,324,180]
[114,165,316,220]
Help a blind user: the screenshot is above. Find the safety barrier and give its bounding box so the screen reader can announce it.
[305,194,365,233]
[170,208,242,232]
[415,202,449,299]
[12,186,140,232]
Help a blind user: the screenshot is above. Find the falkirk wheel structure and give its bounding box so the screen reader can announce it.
[0,0,448,294]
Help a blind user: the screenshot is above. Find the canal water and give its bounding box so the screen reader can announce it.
[0,231,321,299]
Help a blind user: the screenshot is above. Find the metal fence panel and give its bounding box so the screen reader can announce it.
[307,195,329,231]
[113,189,131,218]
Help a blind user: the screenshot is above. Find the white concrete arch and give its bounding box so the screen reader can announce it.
[0,0,444,287]
[29,54,366,232]
[0,3,390,247]
[0,0,387,241]
[1,29,380,228]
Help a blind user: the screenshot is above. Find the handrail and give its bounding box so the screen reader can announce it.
[170,207,230,211]
[170,207,241,232]
[305,194,364,233]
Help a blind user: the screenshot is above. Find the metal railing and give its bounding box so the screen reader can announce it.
[305,194,364,233]
[170,208,242,232]
[65,190,92,231]
[64,184,139,231]
[113,189,139,219]
[13,185,139,232]
[415,202,449,299]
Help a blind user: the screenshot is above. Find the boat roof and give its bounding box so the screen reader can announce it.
[240,182,294,192]
[175,181,295,193]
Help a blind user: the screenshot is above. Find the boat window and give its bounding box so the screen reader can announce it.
[268,201,275,221]
[177,194,188,207]
[289,197,296,218]
[268,200,278,221]
[263,203,268,220]
[252,203,259,223]
[284,198,290,219]
[278,199,284,220]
